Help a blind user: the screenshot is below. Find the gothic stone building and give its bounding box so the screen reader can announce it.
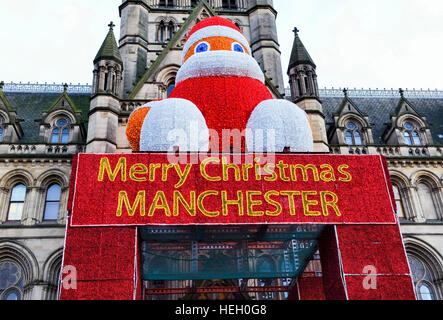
[0,0,442,300]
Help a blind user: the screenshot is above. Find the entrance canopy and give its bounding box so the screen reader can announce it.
[140,224,324,281]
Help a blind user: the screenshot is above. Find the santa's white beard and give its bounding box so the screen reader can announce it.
[176,51,265,85]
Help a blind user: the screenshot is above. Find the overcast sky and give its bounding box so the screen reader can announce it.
[1,0,442,90]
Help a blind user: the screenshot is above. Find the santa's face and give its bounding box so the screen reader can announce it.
[176,35,265,85]
[183,36,250,63]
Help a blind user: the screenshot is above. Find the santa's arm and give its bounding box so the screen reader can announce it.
[126,98,210,152]
[126,100,163,151]
[246,99,314,153]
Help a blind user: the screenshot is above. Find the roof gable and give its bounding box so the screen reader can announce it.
[335,90,367,118]
[393,91,422,118]
[42,86,83,121]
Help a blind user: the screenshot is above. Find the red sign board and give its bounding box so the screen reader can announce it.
[68,153,397,226]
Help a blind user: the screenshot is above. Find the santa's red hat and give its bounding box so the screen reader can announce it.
[182,17,252,63]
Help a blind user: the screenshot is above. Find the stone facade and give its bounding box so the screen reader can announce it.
[0,0,442,300]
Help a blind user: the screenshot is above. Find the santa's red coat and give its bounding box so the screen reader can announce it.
[169,76,273,151]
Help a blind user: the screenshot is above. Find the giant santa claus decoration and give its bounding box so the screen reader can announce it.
[126,17,313,153]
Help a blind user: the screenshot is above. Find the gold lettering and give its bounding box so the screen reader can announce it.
[148,191,171,217]
[162,164,175,182]
[276,161,290,182]
[98,157,126,182]
[200,158,221,182]
[173,191,196,217]
[338,164,352,182]
[221,191,244,216]
[319,164,336,182]
[174,164,192,188]
[197,191,220,217]
[149,164,161,182]
[302,191,321,216]
[290,164,319,182]
[129,164,148,182]
[116,190,145,217]
[320,191,342,217]
[263,163,278,182]
[264,191,282,216]
[280,191,301,216]
[242,164,253,181]
[246,191,264,216]
[222,157,241,182]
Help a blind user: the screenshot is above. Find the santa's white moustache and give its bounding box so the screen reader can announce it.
[176,50,265,85]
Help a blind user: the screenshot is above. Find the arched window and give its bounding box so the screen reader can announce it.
[167,78,176,97]
[344,121,364,146]
[51,118,70,144]
[7,184,26,221]
[168,21,175,40]
[392,185,405,218]
[0,261,24,300]
[408,255,438,300]
[43,184,62,221]
[158,21,166,42]
[0,115,4,142]
[402,121,422,146]
[417,183,439,220]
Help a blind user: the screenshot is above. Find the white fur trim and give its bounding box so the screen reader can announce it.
[176,50,265,85]
[182,25,251,63]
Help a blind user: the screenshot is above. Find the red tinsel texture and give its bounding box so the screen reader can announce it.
[345,275,416,300]
[297,277,326,300]
[170,76,272,151]
[60,226,137,300]
[336,225,410,274]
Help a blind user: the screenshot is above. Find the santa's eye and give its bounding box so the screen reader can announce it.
[195,42,210,53]
[232,42,244,53]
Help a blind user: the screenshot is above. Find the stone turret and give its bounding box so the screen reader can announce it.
[92,22,123,96]
[288,27,328,152]
[87,22,123,154]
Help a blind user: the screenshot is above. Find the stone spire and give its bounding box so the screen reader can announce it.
[288,27,316,73]
[94,22,122,64]
[287,27,328,152]
[92,22,123,96]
